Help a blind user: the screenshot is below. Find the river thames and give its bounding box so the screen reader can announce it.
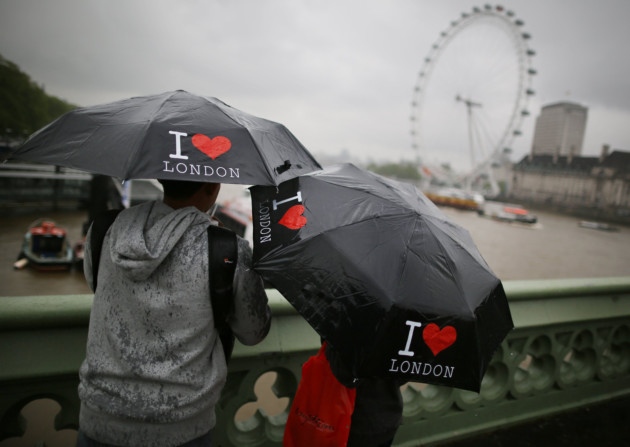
[1,192,630,297]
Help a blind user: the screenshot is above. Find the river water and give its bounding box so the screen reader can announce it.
[1,188,630,297]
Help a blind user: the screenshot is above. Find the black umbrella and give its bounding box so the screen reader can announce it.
[3,90,321,186]
[250,163,513,392]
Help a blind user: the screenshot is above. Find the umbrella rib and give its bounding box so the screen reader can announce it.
[316,173,485,316]
[317,176,407,208]
[393,217,416,303]
[122,91,180,180]
[201,96,275,184]
[422,218,481,314]
[424,214,492,269]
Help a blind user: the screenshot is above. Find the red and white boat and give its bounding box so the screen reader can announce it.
[478,202,538,224]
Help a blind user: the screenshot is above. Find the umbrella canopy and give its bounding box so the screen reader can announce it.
[250,163,513,392]
[3,90,321,186]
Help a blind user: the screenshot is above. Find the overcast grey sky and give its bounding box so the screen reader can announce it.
[1,0,629,172]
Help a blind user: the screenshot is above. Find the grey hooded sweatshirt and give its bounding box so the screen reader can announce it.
[78,201,271,446]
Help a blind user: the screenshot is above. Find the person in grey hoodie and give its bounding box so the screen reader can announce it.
[76,180,271,447]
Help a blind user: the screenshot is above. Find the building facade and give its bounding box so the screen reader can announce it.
[531,102,588,157]
[509,145,630,222]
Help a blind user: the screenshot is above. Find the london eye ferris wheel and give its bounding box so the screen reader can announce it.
[410,4,536,192]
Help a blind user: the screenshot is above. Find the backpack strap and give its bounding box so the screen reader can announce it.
[89,210,238,362]
[90,209,122,291]
[207,224,238,363]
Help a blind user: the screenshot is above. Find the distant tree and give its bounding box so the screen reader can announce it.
[0,54,76,142]
[367,161,422,181]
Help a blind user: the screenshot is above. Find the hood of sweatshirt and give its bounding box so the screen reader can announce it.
[108,201,210,282]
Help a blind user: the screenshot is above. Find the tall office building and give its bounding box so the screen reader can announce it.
[531,102,588,157]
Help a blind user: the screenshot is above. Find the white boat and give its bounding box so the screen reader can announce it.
[478,202,537,224]
[578,221,619,232]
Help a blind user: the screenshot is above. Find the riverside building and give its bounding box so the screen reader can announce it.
[531,102,588,158]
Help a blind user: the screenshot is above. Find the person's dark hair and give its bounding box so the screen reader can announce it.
[158,179,205,199]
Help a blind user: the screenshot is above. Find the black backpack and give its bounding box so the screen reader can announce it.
[90,209,237,362]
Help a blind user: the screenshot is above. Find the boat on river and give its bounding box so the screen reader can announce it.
[478,201,538,224]
[578,221,619,232]
[14,219,74,271]
[424,188,485,211]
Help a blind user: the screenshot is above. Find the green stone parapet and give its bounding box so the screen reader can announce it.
[1,277,630,446]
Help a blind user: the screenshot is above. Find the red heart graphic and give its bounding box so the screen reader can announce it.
[423,323,457,356]
[191,134,231,160]
[278,205,307,230]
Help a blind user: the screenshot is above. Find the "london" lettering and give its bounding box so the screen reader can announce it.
[258,203,272,243]
[162,161,240,179]
[388,358,455,379]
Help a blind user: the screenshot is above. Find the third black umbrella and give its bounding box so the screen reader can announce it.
[250,163,513,392]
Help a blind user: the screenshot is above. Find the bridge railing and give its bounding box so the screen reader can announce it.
[1,277,630,446]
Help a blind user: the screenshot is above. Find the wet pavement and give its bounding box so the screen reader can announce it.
[439,395,630,446]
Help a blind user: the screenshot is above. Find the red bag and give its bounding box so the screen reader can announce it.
[283,343,357,447]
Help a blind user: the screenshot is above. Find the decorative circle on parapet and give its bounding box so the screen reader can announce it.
[0,399,77,446]
[510,335,556,397]
[401,382,454,418]
[480,361,510,401]
[227,370,293,444]
[599,324,630,380]
[453,345,509,410]
[557,329,597,389]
